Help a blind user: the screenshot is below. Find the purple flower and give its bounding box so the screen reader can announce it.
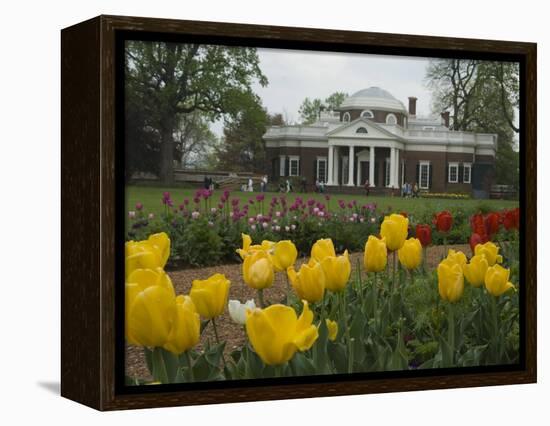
[256,194,265,202]
[231,198,240,207]
[338,200,346,209]
[324,194,331,201]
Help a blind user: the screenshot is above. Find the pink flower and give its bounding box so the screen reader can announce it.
[135,202,143,211]
[318,211,325,217]
[275,211,281,217]
[262,222,268,229]
[313,207,320,214]
[248,217,255,224]
[191,211,200,219]
[211,207,218,213]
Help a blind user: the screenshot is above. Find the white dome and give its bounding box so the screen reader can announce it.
[340,87,407,114]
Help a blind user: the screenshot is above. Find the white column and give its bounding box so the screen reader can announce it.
[327,145,334,185]
[394,149,400,187]
[347,145,355,186]
[357,160,362,186]
[369,146,375,187]
[334,147,340,185]
[389,147,396,188]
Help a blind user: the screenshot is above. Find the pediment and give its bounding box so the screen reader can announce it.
[326,118,400,140]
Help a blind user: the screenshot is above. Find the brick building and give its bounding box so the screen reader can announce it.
[264,87,497,197]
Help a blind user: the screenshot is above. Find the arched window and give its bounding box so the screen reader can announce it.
[342,112,351,122]
[386,113,397,125]
[356,127,368,134]
[361,110,374,119]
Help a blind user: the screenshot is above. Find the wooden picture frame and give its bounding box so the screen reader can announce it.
[61,14,536,411]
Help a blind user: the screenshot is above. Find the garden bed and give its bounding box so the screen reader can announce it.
[125,243,470,380]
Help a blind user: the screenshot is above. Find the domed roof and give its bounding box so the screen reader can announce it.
[339,86,407,114]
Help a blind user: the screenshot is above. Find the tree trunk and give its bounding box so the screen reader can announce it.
[159,124,174,185]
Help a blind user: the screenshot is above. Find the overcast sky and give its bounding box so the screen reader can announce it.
[212,48,434,136]
[255,48,433,121]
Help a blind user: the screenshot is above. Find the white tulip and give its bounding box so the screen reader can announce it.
[228,299,256,325]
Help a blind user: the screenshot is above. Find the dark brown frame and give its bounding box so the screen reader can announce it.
[61,14,537,411]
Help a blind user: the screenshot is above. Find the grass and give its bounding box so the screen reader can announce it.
[126,185,519,217]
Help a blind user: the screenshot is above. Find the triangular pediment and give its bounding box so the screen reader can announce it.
[326,117,402,140]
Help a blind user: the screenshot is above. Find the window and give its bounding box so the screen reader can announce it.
[279,155,286,176]
[448,162,459,183]
[361,110,374,119]
[289,156,300,177]
[463,162,472,184]
[316,157,327,183]
[385,157,391,187]
[342,112,351,122]
[386,113,397,125]
[356,127,368,134]
[419,161,430,189]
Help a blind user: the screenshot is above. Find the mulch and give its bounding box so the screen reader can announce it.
[125,243,471,380]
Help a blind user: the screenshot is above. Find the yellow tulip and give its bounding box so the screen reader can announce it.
[320,250,351,292]
[287,260,326,303]
[236,233,253,259]
[245,301,319,365]
[311,238,336,262]
[380,214,409,251]
[475,242,503,266]
[437,261,464,303]
[364,235,387,273]
[463,254,489,288]
[398,238,422,270]
[325,319,338,341]
[243,250,275,290]
[271,240,298,271]
[485,264,515,297]
[163,295,200,355]
[125,232,171,278]
[125,268,177,347]
[189,273,230,319]
[443,249,468,269]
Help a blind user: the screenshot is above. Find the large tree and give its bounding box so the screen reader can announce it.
[125,41,267,183]
[298,91,348,124]
[214,91,281,173]
[426,59,520,188]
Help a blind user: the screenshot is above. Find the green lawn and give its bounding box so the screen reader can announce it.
[126,185,518,217]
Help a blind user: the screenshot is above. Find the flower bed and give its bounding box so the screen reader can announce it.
[124,212,520,385]
[127,189,520,269]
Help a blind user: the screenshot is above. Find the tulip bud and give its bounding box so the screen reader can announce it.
[271,240,298,272]
[380,214,409,251]
[485,264,515,297]
[125,232,171,278]
[320,250,351,292]
[190,273,231,319]
[163,295,201,355]
[474,241,503,266]
[433,211,453,233]
[398,238,422,270]
[415,224,432,247]
[287,261,326,303]
[364,235,387,273]
[243,250,275,290]
[437,261,464,303]
[325,319,338,341]
[228,299,256,325]
[463,254,489,287]
[311,238,336,262]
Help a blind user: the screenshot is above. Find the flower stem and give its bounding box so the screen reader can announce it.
[448,303,455,367]
[212,317,221,345]
[339,291,353,374]
[258,289,267,308]
[392,251,397,291]
[185,350,194,382]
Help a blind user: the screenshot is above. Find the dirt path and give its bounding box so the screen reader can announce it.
[125,244,471,380]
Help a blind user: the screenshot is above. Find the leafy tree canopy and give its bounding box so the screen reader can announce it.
[298,92,348,124]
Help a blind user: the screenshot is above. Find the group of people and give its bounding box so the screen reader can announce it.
[279,179,293,193]
[240,175,269,192]
[401,181,420,198]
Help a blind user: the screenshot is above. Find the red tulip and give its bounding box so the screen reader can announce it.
[484,212,501,236]
[433,211,453,233]
[502,208,520,230]
[415,224,432,247]
[470,213,485,234]
[469,233,488,254]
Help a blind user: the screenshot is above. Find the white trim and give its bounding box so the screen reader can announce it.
[279,155,286,177]
[289,156,300,177]
[342,112,351,122]
[316,157,328,184]
[419,161,430,190]
[448,162,459,183]
[361,109,374,119]
[463,162,472,184]
[386,113,397,125]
